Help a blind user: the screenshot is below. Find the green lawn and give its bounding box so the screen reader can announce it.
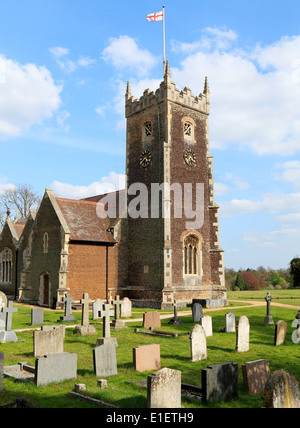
[1,297,300,408]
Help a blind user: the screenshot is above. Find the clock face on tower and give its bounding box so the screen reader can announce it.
[183,148,196,167]
[139,150,152,168]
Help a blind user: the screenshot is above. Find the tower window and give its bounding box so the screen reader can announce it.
[183,121,194,141]
[143,121,153,141]
[184,235,200,276]
[43,233,49,254]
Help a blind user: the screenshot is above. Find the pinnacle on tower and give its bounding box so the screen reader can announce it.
[203,76,209,94]
[125,81,132,101]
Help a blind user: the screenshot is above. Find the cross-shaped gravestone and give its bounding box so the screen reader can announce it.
[264,292,274,326]
[2,301,17,331]
[112,295,123,321]
[169,300,182,325]
[98,304,114,338]
[80,293,92,327]
[64,294,73,317]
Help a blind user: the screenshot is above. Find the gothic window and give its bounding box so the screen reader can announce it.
[0,249,12,283]
[143,121,153,141]
[183,121,194,141]
[43,233,49,254]
[184,235,200,276]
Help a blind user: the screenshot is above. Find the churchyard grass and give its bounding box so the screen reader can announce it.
[1,298,300,408]
[228,289,300,306]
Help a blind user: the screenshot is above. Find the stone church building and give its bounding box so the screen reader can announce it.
[0,64,227,309]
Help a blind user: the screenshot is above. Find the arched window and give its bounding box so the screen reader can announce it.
[143,121,153,141]
[184,235,200,276]
[43,233,49,254]
[0,249,12,283]
[183,121,194,141]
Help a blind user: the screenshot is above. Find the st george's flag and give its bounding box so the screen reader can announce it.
[147,11,164,22]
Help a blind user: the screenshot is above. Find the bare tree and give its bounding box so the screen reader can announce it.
[0,184,41,227]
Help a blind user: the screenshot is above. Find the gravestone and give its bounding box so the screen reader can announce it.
[0,301,18,343]
[93,341,118,377]
[147,367,181,408]
[242,359,270,395]
[168,301,182,325]
[33,325,65,358]
[225,312,235,333]
[189,324,207,362]
[73,293,96,336]
[0,292,7,331]
[121,297,132,318]
[98,303,114,339]
[93,299,104,320]
[191,300,203,323]
[274,320,287,346]
[236,315,250,352]
[202,362,239,403]
[0,352,4,391]
[31,308,44,326]
[58,293,76,322]
[143,311,161,329]
[133,344,161,372]
[111,295,125,329]
[201,316,213,337]
[264,292,274,326]
[264,370,300,408]
[35,353,77,386]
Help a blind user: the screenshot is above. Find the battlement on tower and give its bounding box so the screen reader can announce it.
[125,62,210,117]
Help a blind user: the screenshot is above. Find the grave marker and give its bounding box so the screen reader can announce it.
[201,316,213,337]
[58,294,76,322]
[133,344,161,372]
[264,292,274,326]
[143,311,161,329]
[242,359,270,395]
[225,312,235,333]
[202,362,238,403]
[35,353,77,387]
[189,324,207,362]
[73,293,96,336]
[236,315,250,352]
[274,320,287,346]
[31,308,44,326]
[0,301,18,343]
[147,367,181,408]
[0,352,4,391]
[191,300,203,323]
[264,370,300,408]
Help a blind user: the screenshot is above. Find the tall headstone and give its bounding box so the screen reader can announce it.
[191,300,203,323]
[242,359,270,395]
[189,324,207,362]
[264,292,274,326]
[58,293,76,322]
[73,293,96,336]
[111,295,125,329]
[0,352,4,391]
[0,301,18,343]
[201,316,213,337]
[274,320,287,346]
[147,367,181,408]
[31,308,44,326]
[98,303,114,339]
[225,312,236,333]
[236,315,250,352]
[202,363,239,403]
[121,297,132,318]
[264,370,300,408]
[93,299,104,320]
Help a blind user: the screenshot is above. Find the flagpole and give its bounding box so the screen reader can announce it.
[163,5,166,74]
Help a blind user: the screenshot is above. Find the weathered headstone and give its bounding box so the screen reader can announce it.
[58,293,76,322]
[0,301,18,343]
[0,292,7,331]
[73,293,96,336]
[225,312,235,333]
[147,367,181,408]
[143,311,161,329]
[93,341,118,377]
[236,315,250,352]
[121,297,132,318]
[264,370,300,408]
[242,359,270,395]
[189,324,207,362]
[133,344,161,372]
[264,292,274,326]
[202,362,239,403]
[201,315,213,337]
[31,308,44,326]
[33,325,65,358]
[35,353,77,387]
[274,320,287,346]
[93,299,104,320]
[191,300,203,323]
[0,352,4,391]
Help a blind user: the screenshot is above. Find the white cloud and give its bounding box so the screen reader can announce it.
[0,55,62,139]
[49,47,97,73]
[170,29,300,155]
[243,228,300,249]
[102,35,159,77]
[52,172,126,199]
[274,160,300,188]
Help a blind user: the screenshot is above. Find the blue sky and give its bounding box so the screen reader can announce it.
[1,0,300,270]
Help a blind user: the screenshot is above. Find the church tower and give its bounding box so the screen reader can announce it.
[124,63,227,309]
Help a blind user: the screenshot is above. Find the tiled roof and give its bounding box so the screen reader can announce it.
[12,220,27,239]
[55,197,116,244]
